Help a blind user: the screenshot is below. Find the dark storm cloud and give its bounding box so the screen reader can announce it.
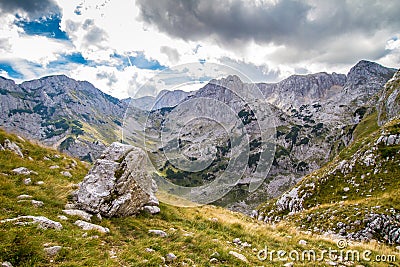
[136,0,400,63]
[0,0,59,18]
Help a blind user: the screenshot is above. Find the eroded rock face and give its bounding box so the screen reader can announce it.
[72,142,158,217]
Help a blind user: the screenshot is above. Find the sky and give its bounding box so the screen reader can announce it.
[0,0,399,99]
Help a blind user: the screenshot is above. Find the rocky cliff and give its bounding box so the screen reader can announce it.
[0,75,127,161]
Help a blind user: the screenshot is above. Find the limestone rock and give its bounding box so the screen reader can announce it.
[165,253,177,262]
[74,220,109,233]
[61,171,72,177]
[143,205,160,215]
[3,139,23,158]
[148,229,167,237]
[44,246,62,257]
[228,251,248,263]
[12,167,35,175]
[73,142,159,217]
[0,216,62,230]
[63,209,92,221]
[1,262,13,267]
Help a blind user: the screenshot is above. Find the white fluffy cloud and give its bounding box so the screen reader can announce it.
[0,0,398,99]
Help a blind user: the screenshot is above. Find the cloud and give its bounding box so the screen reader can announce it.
[136,0,400,65]
[160,46,180,63]
[0,0,60,19]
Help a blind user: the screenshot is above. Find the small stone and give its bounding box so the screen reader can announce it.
[209,258,218,263]
[57,215,68,221]
[49,165,59,169]
[165,253,177,262]
[36,181,44,185]
[74,220,109,233]
[283,263,294,267]
[148,229,167,237]
[396,246,400,251]
[210,217,218,222]
[43,156,50,161]
[60,171,72,177]
[233,238,241,244]
[343,187,350,192]
[143,205,160,215]
[145,248,155,253]
[242,242,251,248]
[23,178,32,185]
[228,251,248,263]
[17,194,32,200]
[28,157,33,161]
[298,239,307,245]
[210,252,220,258]
[63,209,92,221]
[12,167,31,175]
[1,262,13,267]
[44,246,62,257]
[327,261,337,266]
[32,200,44,207]
[65,203,76,209]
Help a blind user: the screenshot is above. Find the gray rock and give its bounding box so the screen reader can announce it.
[49,165,59,169]
[0,144,4,151]
[0,216,62,230]
[44,246,62,257]
[298,239,307,245]
[63,209,92,221]
[57,215,68,221]
[36,181,44,185]
[17,194,32,199]
[12,167,33,175]
[228,251,248,263]
[23,178,32,185]
[148,229,167,237]
[60,171,72,177]
[4,139,23,158]
[31,200,44,207]
[143,206,160,215]
[74,220,109,233]
[165,253,177,262]
[73,142,159,217]
[1,262,13,267]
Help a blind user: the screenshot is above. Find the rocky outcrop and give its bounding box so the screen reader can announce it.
[72,142,159,217]
[0,216,62,230]
[377,69,400,126]
[3,139,23,158]
[0,75,127,161]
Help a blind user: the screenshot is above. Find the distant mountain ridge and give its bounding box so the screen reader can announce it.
[0,61,397,212]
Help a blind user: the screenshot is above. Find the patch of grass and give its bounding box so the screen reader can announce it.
[0,128,398,266]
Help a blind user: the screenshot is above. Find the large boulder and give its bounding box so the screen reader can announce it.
[72,142,159,217]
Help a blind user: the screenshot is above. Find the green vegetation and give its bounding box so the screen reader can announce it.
[0,129,398,266]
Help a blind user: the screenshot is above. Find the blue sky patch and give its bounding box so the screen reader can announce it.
[0,62,23,79]
[47,53,90,68]
[112,52,166,70]
[16,15,69,41]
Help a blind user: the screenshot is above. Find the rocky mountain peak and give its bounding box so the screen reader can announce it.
[344,60,396,97]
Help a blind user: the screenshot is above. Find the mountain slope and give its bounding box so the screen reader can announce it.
[0,75,127,161]
[0,128,397,266]
[131,60,396,213]
[257,70,400,244]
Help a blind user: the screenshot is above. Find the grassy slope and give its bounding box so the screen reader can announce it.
[0,128,398,266]
[258,114,400,243]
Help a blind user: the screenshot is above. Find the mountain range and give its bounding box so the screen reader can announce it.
[0,60,397,213]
